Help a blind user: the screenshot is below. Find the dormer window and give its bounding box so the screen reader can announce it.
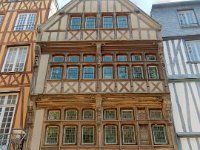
[70,17,81,30]
[103,16,113,29]
[117,16,128,28]
[85,17,96,29]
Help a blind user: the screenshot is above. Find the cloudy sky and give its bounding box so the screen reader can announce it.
[57,0,195,14]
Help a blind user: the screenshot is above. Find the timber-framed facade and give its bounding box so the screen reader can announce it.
[28,0,178,150]
[0,0,58,149]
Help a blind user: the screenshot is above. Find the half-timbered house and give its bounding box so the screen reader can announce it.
[0,0,58,149]
[151,1,200,150]
[27,0,178,150]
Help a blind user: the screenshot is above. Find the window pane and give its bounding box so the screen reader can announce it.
[50,67,62,80]
[118,66,128,79]
[71,17,81,30]
[152,126,167,144]
[122,126,135,144]
[186,40,200,62]
[148,66,159,79]
[103,67,113,79]
[65,110,77,120]
[103,16,113,29]
[48,110,60,120]
[0,15,4,27]
[105,126,117,144]
[83,109,94,120]
[150,110,162,120]
[67,67,78,80]
[178,10,198,26]
[84,55,95,62]
[104,109,116,120]
[132,55,141,61]
[146,55,156,61]
[82,126,94,144]
[83,67,94,79]
[69,56,79,62]
[45,126,59,145]
[26,13,36,30]
[117,16,128,28]
[132,66,143,79]
[121,110,133,120]
[64,126,76,144]
[52,56,64,62]
[85,17,95,29]
[14,47,28,72]
[117,55,127,61]
[103,55,113,62]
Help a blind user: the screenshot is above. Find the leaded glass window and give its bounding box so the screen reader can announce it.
[83,109,94,120]
[122,126,135,144]
[52,56,64,62]
[67,67,78,80]
[85,17,96,29]
[64,126,76,144]
[132,66,144,79]
[152,125,167,144]
[121,109,133,120]
[48,110,60,120]
[83,67,94,79]
[70,17,81,30]
[82,126,94,144]
[103,66,113,79]
[148,66,159,79]
[150,110,162,120]
[50,67,63,80]
[117,55,127,61]
[146,55,156,61]
[117,16,128,28]
[65,109,77,120]
[14,13,36,31]
[103,55,113,62]
[177,10,198,27]
[84,55,95,62]
[45,126,59,145]
[105,126,117,144]
[103,16,113,29]
[132,55,142,61]
[104,109,116,120]
[118,66,128,79]
[68,55,79,62]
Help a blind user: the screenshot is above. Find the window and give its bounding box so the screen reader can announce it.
[50,67,63,80]
[2,47,28,72]
[185,40,200,62]
[84,55,95,62]
[177,10,198,27]
[132,55,142,61]
[85,17,95,29]
[0,94,17,147]
[122,125,135,144]
[146,55,156,61]
[132,66,144,79]
[48,110,60,120]
[118,66,128,79]
[83,67,94,79]
[117,55,127,61]
[45,126,59,145]
[103,16,113,29]
[70,17,81,30]
[67,67,78,80]
[65,109,77,120]
[150,110,162,120]
[103,66,113,79]
[82,126,94,144]
[103,55,113,62]
[52,56,64,62]
[148,66,159,79]
[0,15,4,27]
[105,125,117,144]
[68,55,79,62]
[104,109,116,120]
[64,126,76,144]
[117,16,128,28]
[121,109,134,120]
[14,13,36,31]
[152,125,167,144]
[83,109,94,120]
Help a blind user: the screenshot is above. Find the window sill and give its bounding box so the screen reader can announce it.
[180,25,200,29]
[186,61,200,64]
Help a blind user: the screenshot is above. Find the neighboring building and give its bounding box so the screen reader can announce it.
[0,0,58,149]
[151,1,200,150]
[27,0,178,150]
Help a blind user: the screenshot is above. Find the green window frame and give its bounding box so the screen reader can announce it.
[132,66,144,79]
[148,66,159,79]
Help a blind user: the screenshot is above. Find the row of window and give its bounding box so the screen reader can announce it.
[70,15,128,30]
[45,125,167,145]
[50,65,159,80]
[51,54,157,63]
[47,109,162,121]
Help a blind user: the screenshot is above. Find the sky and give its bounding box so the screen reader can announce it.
[57,0,196,14]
